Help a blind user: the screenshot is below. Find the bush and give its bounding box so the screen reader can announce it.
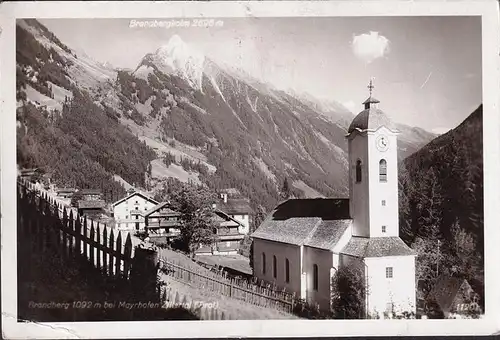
[292,298,332,319]
[330,266,366,319]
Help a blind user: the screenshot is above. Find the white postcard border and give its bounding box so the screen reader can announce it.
[1,1,499,338]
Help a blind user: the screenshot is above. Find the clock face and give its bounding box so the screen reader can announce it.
[376,135,389,152]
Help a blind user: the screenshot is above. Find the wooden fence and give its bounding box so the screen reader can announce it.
[18,179,135,279]
[163,288,230,320]
[159,257,295,313]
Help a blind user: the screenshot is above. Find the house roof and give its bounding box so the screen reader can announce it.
[428,276,470,313]
[112,191,159,207]
[144,202,180,217]
[216,198,253,214]
[78,189,102,195]
[251,198,352,250]
[341,236,416,258]
[57,188,77,193]
[20,168,39,174]
[214,210,243,228]
[77,200,105,209]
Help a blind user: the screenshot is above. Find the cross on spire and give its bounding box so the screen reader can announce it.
[367,77,375,96]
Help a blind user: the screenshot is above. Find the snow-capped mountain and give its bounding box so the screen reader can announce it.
[134,35,206,90]
[16,19,436,211]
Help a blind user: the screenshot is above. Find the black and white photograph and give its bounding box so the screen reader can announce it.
[1,1,499,338]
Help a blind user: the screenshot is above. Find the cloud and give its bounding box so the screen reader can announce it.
[351,31,390,64]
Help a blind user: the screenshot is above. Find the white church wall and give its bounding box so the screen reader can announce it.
[303,246,337,311]
[367,127,399,237]
[253,238,301,296]
[365,255,416,317]
[348,133,370,237]
[332,226,353,254]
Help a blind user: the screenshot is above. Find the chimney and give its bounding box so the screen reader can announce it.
[221,193,228,203]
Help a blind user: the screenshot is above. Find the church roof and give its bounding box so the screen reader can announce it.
[251,198,352,250]
[267,198,350,220]
[362,96,380,105]
[304,219,352,250]
[347,107,397,134]
[341,236,416,258]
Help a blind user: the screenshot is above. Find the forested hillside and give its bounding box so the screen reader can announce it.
[16,24,156,202]
[399,105,484,304]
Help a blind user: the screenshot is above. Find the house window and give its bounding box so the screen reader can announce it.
[273,255,277,279]
[262,253,266,275]
[355,160,362,183]
[125,215,128,219]
[135,206,138,210]
[382,200,386,206]
[382,225,386,233]
[135,200,138,204]
[313,264,319,291]
[379,159,387,182]
[386,267,393,278]
[285,258,290,283]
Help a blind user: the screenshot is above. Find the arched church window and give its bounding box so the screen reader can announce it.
[262,253,266,275]
[273,255,277,279]
[379,159,387,182]
[313,264,319,291]
[285,258,290,283]
[355,160,362,183]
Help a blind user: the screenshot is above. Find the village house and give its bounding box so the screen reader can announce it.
[56,188,77,199]
[77,200,106,218]
[251,81,417,317]
[213,193,252,235]
[78,189,103,201]
[19,168,41,181]
[76,189,106,218]
[144,202,182,245]
[195,209,246,255]
[427,275,481,319]
[112,191,159,231]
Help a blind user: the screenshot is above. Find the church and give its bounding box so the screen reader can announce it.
[251,81,417,318]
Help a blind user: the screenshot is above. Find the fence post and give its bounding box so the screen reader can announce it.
[115,231,122,278]
[74,214,82,256]
[102,226,108,274]
[83,217,88,259]
[90,221,95,267]
[96,224,101,270]
[109,229,115,276]
[123,234,133,279]
[130,243,159,303]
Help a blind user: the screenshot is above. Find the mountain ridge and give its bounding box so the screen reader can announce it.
[16,19,437,213]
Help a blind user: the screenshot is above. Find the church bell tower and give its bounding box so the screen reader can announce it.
[346,79,400,238]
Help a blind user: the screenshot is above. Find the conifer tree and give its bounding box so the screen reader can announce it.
[280,177,291,201]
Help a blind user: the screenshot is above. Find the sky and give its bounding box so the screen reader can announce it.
[40,16,482,133]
